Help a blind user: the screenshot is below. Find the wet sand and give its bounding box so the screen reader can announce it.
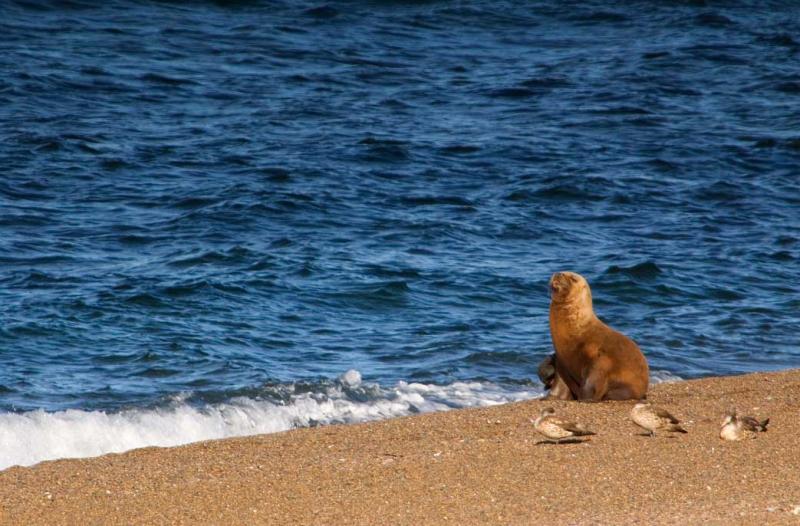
[1,369,799,525]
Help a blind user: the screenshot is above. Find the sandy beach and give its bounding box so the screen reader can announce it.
[1,369,798,525]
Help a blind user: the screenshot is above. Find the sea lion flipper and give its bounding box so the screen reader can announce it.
[578,358,610,401]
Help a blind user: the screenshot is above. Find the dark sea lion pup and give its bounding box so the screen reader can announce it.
[544,271,649,401]
[536,353,574,400]
[537,354,556,389]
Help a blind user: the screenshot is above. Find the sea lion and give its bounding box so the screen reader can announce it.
[545,271,649,401]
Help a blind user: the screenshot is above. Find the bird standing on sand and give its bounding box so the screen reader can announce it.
[630,402,687,437]
[719,408,769,441]
[532,407,596,443]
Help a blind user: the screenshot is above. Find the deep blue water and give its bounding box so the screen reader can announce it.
[1,0,799,426]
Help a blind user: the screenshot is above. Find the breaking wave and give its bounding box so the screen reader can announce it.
[0,371,541,470]
[0,369,683,470]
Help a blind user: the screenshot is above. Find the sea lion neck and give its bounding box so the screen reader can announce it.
[549,286,596,335]
[550,299,596,335]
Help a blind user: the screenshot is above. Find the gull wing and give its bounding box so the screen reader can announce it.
[558,420,596,436]
[741,416,769,432]
[655,408,680,424]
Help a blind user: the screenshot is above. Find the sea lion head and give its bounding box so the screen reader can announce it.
[549,271,592,305]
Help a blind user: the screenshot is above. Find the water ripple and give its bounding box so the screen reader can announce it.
[0,0,798,413]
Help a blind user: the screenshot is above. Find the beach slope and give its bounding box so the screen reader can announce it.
[1,370,799,525]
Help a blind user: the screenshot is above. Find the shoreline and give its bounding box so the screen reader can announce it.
[1,369,799,524]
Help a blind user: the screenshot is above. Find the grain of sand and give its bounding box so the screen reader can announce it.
[1,370,799,525]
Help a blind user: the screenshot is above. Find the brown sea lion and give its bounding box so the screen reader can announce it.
[545,271,649,401]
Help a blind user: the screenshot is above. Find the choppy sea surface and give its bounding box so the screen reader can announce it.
[1,0,799,469]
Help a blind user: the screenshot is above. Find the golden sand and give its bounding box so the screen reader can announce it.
[1,369,799,525]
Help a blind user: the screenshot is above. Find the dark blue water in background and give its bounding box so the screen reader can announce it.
[1,0,799,417]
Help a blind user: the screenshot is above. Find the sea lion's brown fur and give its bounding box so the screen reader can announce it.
[546,271,649,401]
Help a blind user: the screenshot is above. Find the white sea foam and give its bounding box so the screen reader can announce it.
[0,368,683,471]
[650,369,684,384]
[0,371,542,471]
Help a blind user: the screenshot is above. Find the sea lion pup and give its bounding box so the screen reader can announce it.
[537,354,556,389]
[547,271,649,401]
[537,353,574,400]
[630,402,687,437]
[531,407,595,444]
[719,408,769,441]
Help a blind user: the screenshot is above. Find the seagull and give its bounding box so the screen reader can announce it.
[630,402,687,437]
[532,407,596,444]
[720,408,769,441]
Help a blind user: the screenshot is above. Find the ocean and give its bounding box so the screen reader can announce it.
[1,0,798,469]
